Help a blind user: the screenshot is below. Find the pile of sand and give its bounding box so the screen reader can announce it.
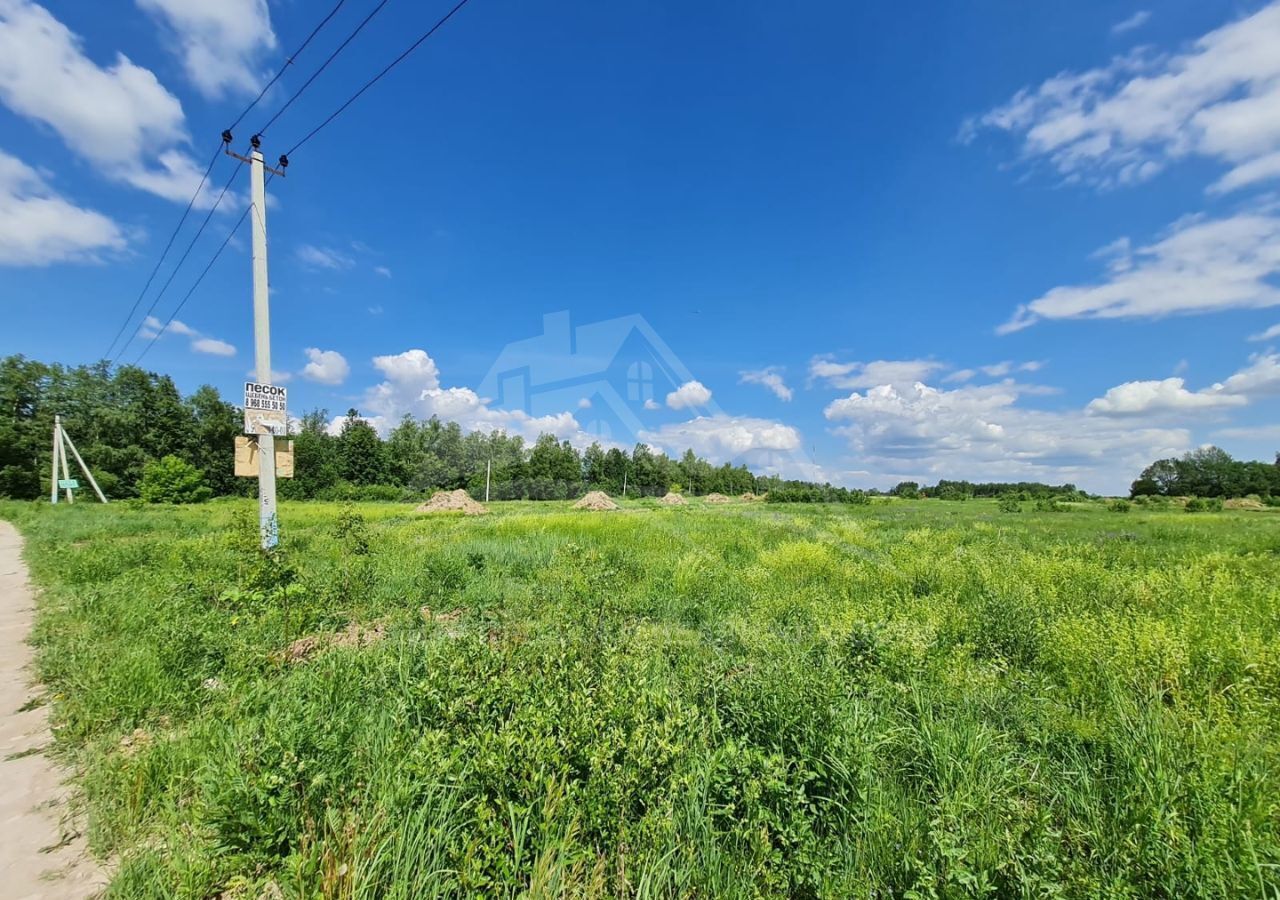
[1225,497,1267,510]
[573,490,619,511]
[415,489,487,515]
[280,621,386,663]
[704,493,731,504]
[658,492,687,506]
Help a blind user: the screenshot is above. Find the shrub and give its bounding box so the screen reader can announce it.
[1108,499,1131,513]
[1185,497,1223,513]
[138,455,212,504]
[1034,498,1066,513]
[997,496,1021,513]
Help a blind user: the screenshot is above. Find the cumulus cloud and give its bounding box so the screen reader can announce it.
[963,3,1280,193]
[1085,377,1246,416]
[1000,211,1280,332]
[191,337,235,356]
[739,367,793,401]
[0,1,225,207]
[0,148,125,265]
[1214,351,1280,396]
[136,0,276,99]
[301,348,350,386]
[666,380,712,410]
[643,398,660,411]
[809,357,945,389]
[348,348,603,447]
[139,315,236,356]
[824,379,1190,494]
[1248,323,1280,342]
[638,415,801,465]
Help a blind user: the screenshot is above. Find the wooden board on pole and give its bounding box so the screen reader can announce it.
[235,436,294,478]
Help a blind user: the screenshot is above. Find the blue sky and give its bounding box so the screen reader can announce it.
[2,0,1279,493]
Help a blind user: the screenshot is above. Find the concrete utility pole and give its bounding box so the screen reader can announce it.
[485,457,492,503]
[227,132,287,548]
[249,139,277,549]
[49,417,61,504]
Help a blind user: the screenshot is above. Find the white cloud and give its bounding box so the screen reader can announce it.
[1248,323,1280,342]
[1000,211,1280,332]
[136,0,276,99]
[1110,10,1151,36]
[739,367,793,401]
[192,337,236,356]
[0,148,125,265]
[643,398,660,411]
[824,379,1190,494]
[809,357,945,389]
[297,244,355,271]
[0,1,225,207]
[638,415,801,465]
[373,265,391,278]
[140,314,236,356]
[666,379,712,410]
[966,3,1280,193]
[943,368,975,384]
[301,348,350,386]
[354,348,604,448]
[577,397,592,409]
[1085,377,1246,416]
[1214,351,1280,396]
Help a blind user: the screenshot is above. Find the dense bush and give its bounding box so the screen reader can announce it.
[766,483,870,503]
[1185,497,1224,513]
[1108,499,1131,513]
[138,455,212,504]
[997,495,1022,513]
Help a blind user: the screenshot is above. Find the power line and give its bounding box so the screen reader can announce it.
[134,207,251,366]
[101,0,349,365]
[134,173,277,366]
[285,0,473,156]
[255,0,393,139]
[114,158,244,362]
[100,143,221,362]
[226,0,351,133]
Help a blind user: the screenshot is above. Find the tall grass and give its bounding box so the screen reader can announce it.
[3,497,1278,897]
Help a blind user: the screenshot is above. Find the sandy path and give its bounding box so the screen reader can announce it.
[0,521,105,899]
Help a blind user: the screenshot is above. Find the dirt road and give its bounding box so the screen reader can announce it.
[0,521,104,898]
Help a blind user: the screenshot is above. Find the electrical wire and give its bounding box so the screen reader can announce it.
[101,0,349,365]
[100,143,220,362]
[255,0,392,138]
[133,173,276,365]
[285,0,472,157]
[114,159,244,361]
[226,0,350,133]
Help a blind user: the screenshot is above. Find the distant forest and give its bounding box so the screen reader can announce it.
[0,356,841,502]
[8,356,1272,504]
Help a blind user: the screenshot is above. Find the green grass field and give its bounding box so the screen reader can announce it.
[3,497,1279,898]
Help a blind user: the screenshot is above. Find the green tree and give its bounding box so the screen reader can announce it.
[338,410,386,486]
[139,455,212,503]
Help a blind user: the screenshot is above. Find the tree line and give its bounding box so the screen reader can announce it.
[887,480,1086,501]
[0,355,834,503]
[1130,446,1280,499]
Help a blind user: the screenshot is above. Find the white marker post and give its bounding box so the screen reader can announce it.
[249,140,277,549]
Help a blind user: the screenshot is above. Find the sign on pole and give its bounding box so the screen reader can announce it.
[234,436,295,478]
[243,381,288,436]
[58,478,79,490]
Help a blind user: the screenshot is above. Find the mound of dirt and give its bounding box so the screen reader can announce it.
[415,489,487,515]
[280,621,386,664]
[574,490,619,511]
[1225,497,1266,510]
[658,492,687,506]
[704,493,731,504]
